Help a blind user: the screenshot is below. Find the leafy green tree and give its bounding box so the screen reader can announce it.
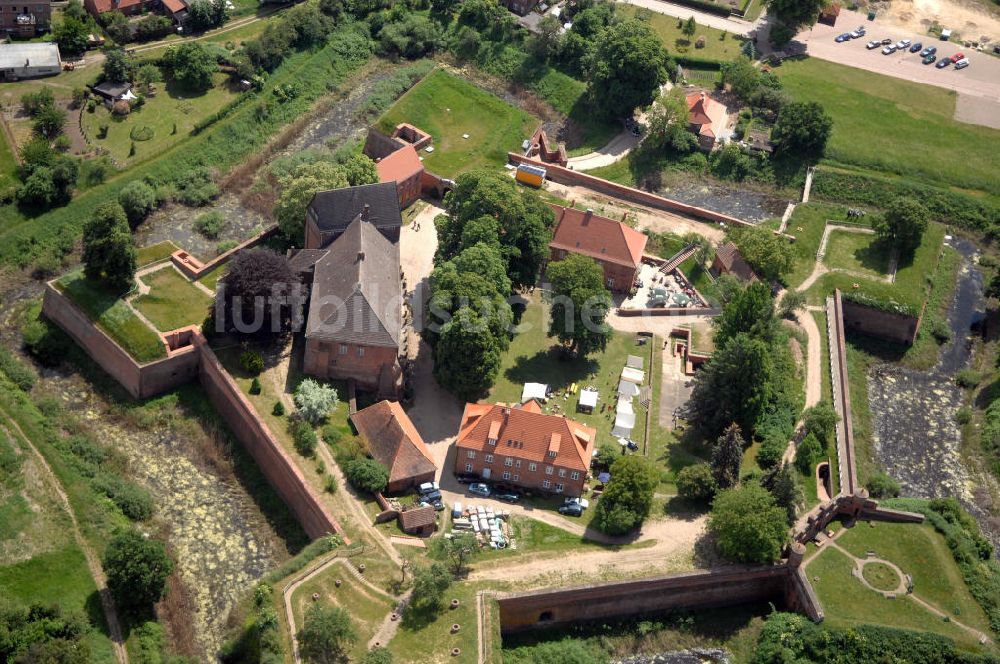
[433,307,503,400]
[166,42,216,90]
[874,197,930,252]
[727,226,793,283]
[688,333,775,440]
[54,15,90,55]
[866,471,901,498]
[585,19,669,117]
[802,402,838,447]
[362,647,394,664]
[713,280,777,347]
[676,463,717,503]
[20,88,55,116]
[134,63,162,94]
[118,180,157,227]
[772,101,833,161]
[408,562,452,618]
[682,15,696,37]
[709,142,752,181]
[763,463,801,525]
[102,48,133,83]
[298,604,356,664]
[593,455,659,535]
[439,531,478,576]
[451,243,512,296]
[65,0,88,20]
[777,289,805,319]
[720,55,760,101]
[595,441,621,468]
[711,424,744,490]
[343,457,389,494]
[340,153,379,187]
[765,0,827,31]
[426,261,512,349]
[103,529,173,617]
[294,379,339,424]
[378,13,442,58]
[644,87,696,154]
[794,432,822,475]
[709,484,788,563]
[275,162,349,241]
[101,10,131,44]
[82,202,137,293]
[547,254,612,357]
[755,436,787,471]
[188,0,230,31]
[16,167,58,208]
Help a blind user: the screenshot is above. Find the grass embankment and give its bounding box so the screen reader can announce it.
[619,5,747,62]
[56,271,166,362]
[377,68,538,177]
[136,241,179,267]
[133,266,212,333]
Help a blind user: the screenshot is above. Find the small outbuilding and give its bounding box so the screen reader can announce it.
[399,505,437,536]
[626,355,644,371]
[818,3,841,26]
[0,43,61,81]
[621,366,645,385]
[712,242,759,283]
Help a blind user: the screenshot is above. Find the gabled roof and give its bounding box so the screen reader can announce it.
[715,241,758,282]
[686,92,726,127]
[288,249,327,274]
[548,204,647,269]
[306,217,401,347]
[455,401,596,473]
[399,505,436,531]
[307,182,401,241]
[86,0,144,15]
[376,144,423,184]
[352,401,436,486]
[162,0,186,13]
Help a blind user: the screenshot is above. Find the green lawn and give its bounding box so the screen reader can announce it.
[785,202,857,289]
[197,264,227,292]
[376,68,538,177]
[823,230,891,279]
[57,271,166,363]
[812,311,831,404]
[619,5,748,62]
[488,294,652,446]
[133,266,212,333]
[0,129,19,197]
[81,72,239,168]
[776,58,1000,198]
[389,580,482,664]
[522,67,619,158]
[136,241,179,268]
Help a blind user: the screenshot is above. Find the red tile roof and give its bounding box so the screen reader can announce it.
[455,402,596,473]
[351,401,436,486]
[162,0,186,13]
[548,204,647,269]
[376,144,423,185]
[686,92,726,128]
[399,505,436,532]
[86,0,143,14]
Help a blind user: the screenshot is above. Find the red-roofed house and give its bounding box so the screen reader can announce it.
[548,204,648,292]
[376,143,424,209]
[453,400,596,496]
[84,0,186,20]
[686,91,728,151]
[352,400,437,493]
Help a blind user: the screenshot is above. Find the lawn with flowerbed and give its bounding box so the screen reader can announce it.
[376,68,538,177]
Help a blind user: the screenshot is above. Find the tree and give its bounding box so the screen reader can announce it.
[772,101,833,161]
[433,307,503,400]
[585,19,669,117]
[378,13,442,59]
[294,379,339,424]
[873,197,930,252]
[134,63,162,94]
[720,55,760,101]
[275,163,349,241]
[54,15,90,55]
[215,248,297,337]
[82,202,137,293]
[188,0,230,31]
[118,180,157,226]
[802,403,838,447]
[65,0,88,20]
[676,463,717,503]
[135,13,173,41]
[547,254,612,357]
[102,10,131,44]
[16,167,58,208]
[728,226,794,283]
[451,243,511,296]
[362,647,394,664]
[713,280,777,347]
[103,530,173,617]
[343,458,389,494]
[102,48,133,84]
[709,484,788,563]
[298,604,356,664]
[593,455,659,535]
[682,15,697,37]
[439,531,478,576]
[794,432,822,475]
[711,424,744,490]
[20,88,55,116]
[777,289,805,319]
[166,42,216,91]
[766,0,827,32]
[595,441,621,468]
[340,153,379,187]
[763,464,801,525]
[408,562,452,618]
[644,87,696,154]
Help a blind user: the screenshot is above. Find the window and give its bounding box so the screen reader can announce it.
[465,463,473,472]
[502,471,510,480]
[515,460,521,469]
[547,450,557,458]
[545,466,553,475]
[485,454,493,463]
[542,480,551,489]
[558,469,566,478]
[357,346,365,357]
[555,483,564,493]
[339,344,348,355]
[529,463,537,472]
[467,450,476,459]
[512,474,519,482]
[488,438,497,446]
[570,471,580,480]
[504,457,513,467]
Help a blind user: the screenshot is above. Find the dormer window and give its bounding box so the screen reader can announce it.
[547,450,557,458]
[488,437,497,446]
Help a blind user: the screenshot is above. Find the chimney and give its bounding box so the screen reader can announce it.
[583,208,593,224]
[357,251,365,262]
[621,211,628,222]
[361,203,370,221]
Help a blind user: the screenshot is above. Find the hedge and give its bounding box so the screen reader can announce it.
[658,0,733,17]
[676,56,725,70]
[841,290,920,317]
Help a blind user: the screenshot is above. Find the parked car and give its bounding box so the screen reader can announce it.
[563,496,591,510]
[920,46,937,57]
[835,32,852,42]
[955,58,970,69]
[880,37,893,45]
[418,481,440,495]
[881,45,897,54]
[496,491,520,503]
[454,473,478,484]
[936,58,952,68]
[866,39,881,49]
[922,54,937,64]
[909,41,922,52]
[895,39,911,49]
[950,52,965,62]
[850,26,866,38]
[468,483,491,497]
[558,503,584,517]
[422,498,445,511]
[452,501,462,518]
[422,490,443,503]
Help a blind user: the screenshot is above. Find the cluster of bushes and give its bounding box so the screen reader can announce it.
[220,583,283,664]
[980,396,1000,480]
[0,347,37,392]
[243,0,347,72]
[0,599,92,662]
[360,59,435,119]
[188,0,231,32]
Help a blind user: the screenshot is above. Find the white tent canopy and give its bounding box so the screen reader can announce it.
[626,355,644,370]
[616,397,634,415]
[612,411,636,438]
[578,388,598,410]
[521,382,549,403]
[618,379,640,397]
[621,367,645,385]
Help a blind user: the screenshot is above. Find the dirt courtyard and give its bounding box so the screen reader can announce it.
[878,0,1000,42]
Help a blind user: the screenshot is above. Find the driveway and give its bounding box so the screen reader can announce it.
[566,130,640,171]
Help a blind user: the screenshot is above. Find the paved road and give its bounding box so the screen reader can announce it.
[618,0,761,35]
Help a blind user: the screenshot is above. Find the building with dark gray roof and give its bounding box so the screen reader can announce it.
[304,182,401,249]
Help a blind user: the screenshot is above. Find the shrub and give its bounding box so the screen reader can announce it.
[324,474,338,494]
[755,436,786,470]
[593,456,659,535]
[794,433,822,475]
[343,457,389,494]
[865,472,901,498]
[294,378,339,424]
[240,350,264,374]
[94,474,155,521]
[322,425,342,446]
[709,484,788,563]
[103,530,173,618]
[955,406,972,425]
[676,463,717,503]
[290,418,317,457]
[22,311,71,366]
[273,401,285,416]
[954,369,981,389]
[249,377,262,394]
[118,180,157,226]
[0,347,37,391]
[193,211,226,239]
[929,319,951,343]
[216,240,238,255]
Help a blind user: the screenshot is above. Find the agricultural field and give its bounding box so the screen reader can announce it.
[376,68,538,177]
[775,58,1000,198]
[619,5,748,62]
